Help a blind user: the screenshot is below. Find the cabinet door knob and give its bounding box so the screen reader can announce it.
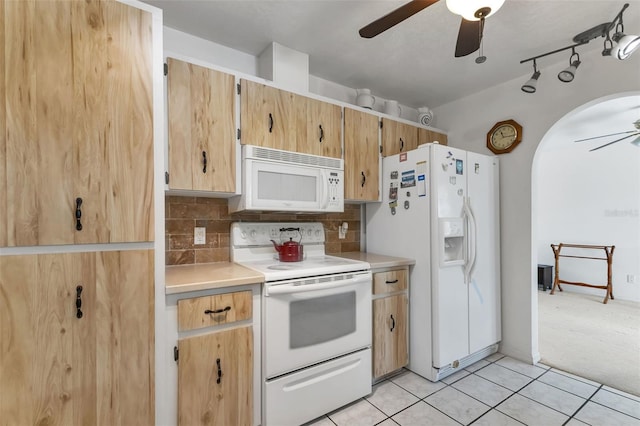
[202,151,207,173]
[390,314,395,332]
[361,171,366,187]
[75,198,83,231]
[216,358,223,384]
[319,124,324,143]
[268,113,274,133]
[76,285,83,319]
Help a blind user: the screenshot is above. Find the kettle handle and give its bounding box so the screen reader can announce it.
[279,227,302,243]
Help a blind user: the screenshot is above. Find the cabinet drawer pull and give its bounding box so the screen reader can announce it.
[390,314,395,332]
[76,285,83,319]
[268,113,273,133]
[75,198,83,231]
[319,124,324,143]
[361,171,366,187]
[385,279,399,284]
[399,137,405,151]
[202,151,207,173]
[216,358,223,384]
[204,306,231,315]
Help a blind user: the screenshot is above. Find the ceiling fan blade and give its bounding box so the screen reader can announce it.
[574,130,637,143]
[455,18,482,57]
[589,133,639,152]
[631,135,640,147]
[359,0,439,38]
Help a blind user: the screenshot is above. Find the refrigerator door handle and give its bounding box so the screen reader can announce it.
[463,197,478,284]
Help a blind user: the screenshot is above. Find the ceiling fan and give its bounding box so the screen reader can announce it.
[359,0,505,58]
[574,119,640,152]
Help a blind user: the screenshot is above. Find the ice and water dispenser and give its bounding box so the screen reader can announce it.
[439,217,465,266]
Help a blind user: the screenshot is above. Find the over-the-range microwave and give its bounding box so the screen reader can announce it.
[228,145,344,213]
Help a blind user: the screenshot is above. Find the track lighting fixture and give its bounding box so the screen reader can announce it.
[521,60,540,93]
[558,49,581,83]
[611,25,640,60]
[519,3,636,94]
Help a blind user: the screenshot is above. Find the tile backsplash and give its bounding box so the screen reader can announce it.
[165,196,362,265]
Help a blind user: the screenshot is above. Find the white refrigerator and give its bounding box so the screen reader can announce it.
[366,143,501,381]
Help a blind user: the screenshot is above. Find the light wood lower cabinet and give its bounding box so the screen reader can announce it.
[0,250,155,425]
[177,291,253,426]
[372,268,409,380]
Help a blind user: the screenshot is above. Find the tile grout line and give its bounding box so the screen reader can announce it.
[562,384,602,426]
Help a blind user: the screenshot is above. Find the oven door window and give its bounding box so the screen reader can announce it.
[289,291,356,349]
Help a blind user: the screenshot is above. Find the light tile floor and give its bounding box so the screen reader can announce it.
[307,353,640,426]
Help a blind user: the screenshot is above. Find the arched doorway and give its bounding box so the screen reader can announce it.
[531,91,640,396]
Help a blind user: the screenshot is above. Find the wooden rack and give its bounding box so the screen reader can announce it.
[550,243,615,304]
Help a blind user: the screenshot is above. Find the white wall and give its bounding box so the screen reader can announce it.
[433,48,640,363]
[537,143,640,302]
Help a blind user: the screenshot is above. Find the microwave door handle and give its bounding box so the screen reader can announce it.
[321,171,329,209]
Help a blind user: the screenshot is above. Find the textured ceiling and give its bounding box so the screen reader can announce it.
[142,0,640,109]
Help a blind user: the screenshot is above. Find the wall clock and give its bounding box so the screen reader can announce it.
[487,119,523,154]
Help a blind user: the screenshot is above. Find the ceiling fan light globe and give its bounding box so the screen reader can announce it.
[446,0,504,21]
[613,34,640,60]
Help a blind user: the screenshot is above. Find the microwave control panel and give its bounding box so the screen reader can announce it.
[327,171,343,209]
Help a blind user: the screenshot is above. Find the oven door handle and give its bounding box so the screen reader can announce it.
[266,277,367,296]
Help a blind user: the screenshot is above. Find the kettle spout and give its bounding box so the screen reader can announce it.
[270,240,282,253]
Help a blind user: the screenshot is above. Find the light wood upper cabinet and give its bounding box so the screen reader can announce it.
[381,118,418,157]
[240,79,342,158]
[240,79,297,152]
[418,127,448,146]
[344,108,380,201]
[1,0,154,247]
[178,326,253,426]
[373,293,409,379]
[167,58,236,193]
[305,97,342,158]
[0,250,155,425]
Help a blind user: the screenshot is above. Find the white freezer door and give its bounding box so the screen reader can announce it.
[467,152,501,354]
[430,145,469,368]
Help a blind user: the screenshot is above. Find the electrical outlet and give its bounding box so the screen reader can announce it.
[194,227,206,245]
[627,274,637,284]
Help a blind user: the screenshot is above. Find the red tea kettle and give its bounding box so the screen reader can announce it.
[271,227,304,262]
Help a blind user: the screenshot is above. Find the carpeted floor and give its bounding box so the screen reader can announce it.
[538,289,640,396]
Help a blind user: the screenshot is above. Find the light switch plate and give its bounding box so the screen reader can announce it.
[194,227,206,245]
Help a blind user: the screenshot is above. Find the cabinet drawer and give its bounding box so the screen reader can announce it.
[373,269,408,295]
[178,290,252,331]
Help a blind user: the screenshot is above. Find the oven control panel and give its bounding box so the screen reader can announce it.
[231,222,326,248]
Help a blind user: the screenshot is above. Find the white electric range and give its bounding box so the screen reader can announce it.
[231,222,372,426]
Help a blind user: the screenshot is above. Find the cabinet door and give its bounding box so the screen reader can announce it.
[344,108,379,201]
[167,58,236,192]
[381,118,417,157]
[418,127,448,146]
[178,326,253,426]
[94,250,155,424]
[0,253,95,425]
[0,250,154,424]
[2,0,154,246]
[305,97,342,158]
[373,294,408,379]
[240,79,296,152]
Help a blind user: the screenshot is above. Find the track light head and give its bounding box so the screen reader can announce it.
[521,70,541,93]
[558,51,581,83]
[613,34,640,60]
